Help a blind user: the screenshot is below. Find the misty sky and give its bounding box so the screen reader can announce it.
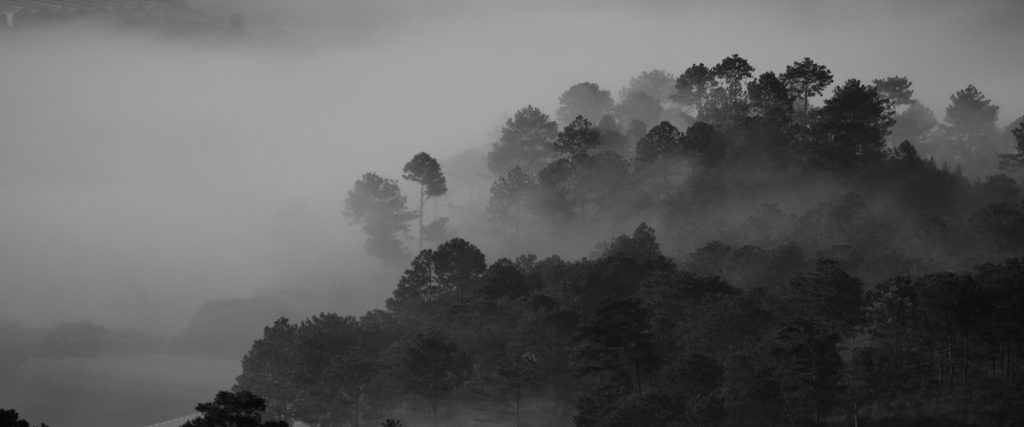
[0,0,1021,334]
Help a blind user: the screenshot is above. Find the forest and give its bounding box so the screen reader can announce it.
[210,55,1024,427]
[7,53,1022,426]
[174,54,1024,427]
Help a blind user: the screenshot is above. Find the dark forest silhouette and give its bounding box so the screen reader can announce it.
[203,55,1024,426]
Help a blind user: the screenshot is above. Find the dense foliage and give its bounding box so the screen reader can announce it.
[0,409,48,427]
[231,55,1024,426]
[182,391,287,427]
[230,228,1024,426]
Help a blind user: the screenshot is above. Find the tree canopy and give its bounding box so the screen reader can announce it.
[556,82,615,125]
[344,172,416,266]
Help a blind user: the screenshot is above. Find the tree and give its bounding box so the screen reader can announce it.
[813,79,895,171]
[613,92,663,131]
[625,119,649,144]
[860,276,920,392]
[969,202,1024,254]
[487,105,559,175]
[872,76,915,108]
[1000,119,1024,168]
[489,350,543,427]
[535,150,625,225]
[700,85,749,127]
[535,157,579,224]
[295,314,380,427]
[786,259,864,335]
[620,69,676,104]
[597,223,672,269]
[635,121,682,164]
[398,331,473,427]
[890,140,924,169]
[431,238,488,297]
[682,122,728,165]
[481,257,531,300]
[939,85,1001,175]
[711,53,755,99]
[236,316,381,427]
[945,85,999,140]
[387,238,488,318]
[890,101,937,144]
[0,409,47,427]
[576,298,661,399]
[236,318,301,422]
[556,82,614,124]
[554,116,601,157]
[671,63,715,118]
[0,409,29,427]
[182,390,288,427]
[766,319,845,424]
[572,151,630,221]
[487,166,536,240]
[596,115,632,156]
[690,54,754,127]
[747,71,794,123]
[344,172,416,266]
[403,152,448,250]
[781,57,834,114]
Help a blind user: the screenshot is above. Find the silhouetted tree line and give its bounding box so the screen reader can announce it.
[486,58,1020,234]
[0,409,48,427]
[200,55,1024,426]
[217,226,1024,426]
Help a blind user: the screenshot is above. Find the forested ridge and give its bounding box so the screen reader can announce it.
[186,55,1024,426]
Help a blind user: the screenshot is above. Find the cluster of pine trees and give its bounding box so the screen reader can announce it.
[223,226,1024,426]
[188,55,1024,426]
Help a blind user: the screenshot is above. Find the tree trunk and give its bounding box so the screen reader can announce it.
[514,199,521,242]
[516,386,521,427]
[947,335,954,388]
[778,383,796,427]
[992,344,998,376]
[433,376,440,427]
[1005,343,1011,379]
[352,395,360,427]
[634,359,643,398]
[418,184,425,251]
[962,335,969,387]
[892,325,899,391]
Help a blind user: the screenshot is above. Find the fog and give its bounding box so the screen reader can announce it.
[1,1,1023,426]
[2,0,1023,335]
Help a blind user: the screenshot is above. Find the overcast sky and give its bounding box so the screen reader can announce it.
[0,0,1020,334]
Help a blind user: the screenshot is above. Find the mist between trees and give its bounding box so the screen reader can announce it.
[168,55,1024,427]
[3,44,1023,425]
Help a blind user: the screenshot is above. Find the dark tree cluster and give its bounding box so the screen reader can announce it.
[344,152,450,267]
[220,54,1024,427]
[183,391,287,427]
[0,409,48,427]
[229,225,1024,426]
[481,55,1024,271]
